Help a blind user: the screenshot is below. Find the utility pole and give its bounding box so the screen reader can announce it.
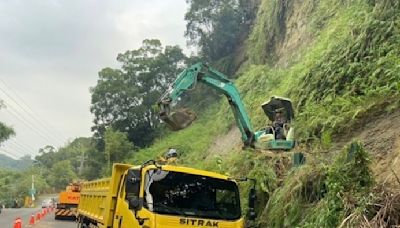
[78,151,87,176]
[31,175,35,207]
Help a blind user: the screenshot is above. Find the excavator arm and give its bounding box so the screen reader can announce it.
[158,62,255,147]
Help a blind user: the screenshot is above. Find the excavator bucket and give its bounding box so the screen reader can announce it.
[160,108,197,131]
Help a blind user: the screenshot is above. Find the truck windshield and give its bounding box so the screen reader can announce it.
[144,170,241,220]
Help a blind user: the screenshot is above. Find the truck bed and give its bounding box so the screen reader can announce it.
[77,164,132,227]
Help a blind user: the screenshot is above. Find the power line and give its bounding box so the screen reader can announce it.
[9,138,36,151]
[2,143,27,158]
[0,82,65,144]
[0,92,64,145]
[5,140,28,153]
[0,148,20,159]
[7,139,36,154]
[2,101,59,145]
[0,78,67,142]
[0,103,62,146]
[0,97,64,145]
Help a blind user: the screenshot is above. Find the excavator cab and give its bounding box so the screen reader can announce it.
[254,97,295,150]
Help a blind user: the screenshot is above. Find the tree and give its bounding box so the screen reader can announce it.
[35,145,57,169]
[103,128,135,175]
[90,39,187,147]
[184,0,256,62]
[0,101,15,144]
[0,123,14,144]
[81,145,104,180]
[47,160,77,190]
[0,168,49,207]
[57,137,95,175]
[34,138,101,181]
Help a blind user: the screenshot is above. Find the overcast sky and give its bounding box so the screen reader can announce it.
[0,0,188,159]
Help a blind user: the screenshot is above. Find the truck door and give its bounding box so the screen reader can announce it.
[114,169,141,228]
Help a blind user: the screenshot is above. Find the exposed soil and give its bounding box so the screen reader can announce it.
[275,0,315,67]
[335,110,400,188]
[206,126,242,158]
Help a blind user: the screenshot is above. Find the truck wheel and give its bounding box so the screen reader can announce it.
[77,217,89,228]
[80,222,90,228]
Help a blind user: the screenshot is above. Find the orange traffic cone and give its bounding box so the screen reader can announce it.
[13,217,22,228]
[29,214,35,225]
[36,212,41,221]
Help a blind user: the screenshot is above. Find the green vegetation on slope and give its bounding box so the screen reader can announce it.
[260,142,373,227]
[132,105,232,169]
[293,0,400,141]
[130,0,400,226]
[0,167,48,207]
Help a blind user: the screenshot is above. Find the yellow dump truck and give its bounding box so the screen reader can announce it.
[55,182,81,219]
[77,161,257,228]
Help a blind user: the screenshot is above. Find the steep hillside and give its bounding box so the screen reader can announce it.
[130,0,400,226]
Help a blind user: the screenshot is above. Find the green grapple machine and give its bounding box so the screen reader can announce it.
[158,62,295,151]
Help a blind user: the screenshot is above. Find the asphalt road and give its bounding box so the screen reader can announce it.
[32,211,76,228]
[0,207,76,228]
[0,207,38,227]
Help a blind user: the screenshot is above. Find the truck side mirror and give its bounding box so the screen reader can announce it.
[128,198,142,211]
[248,188,257,220]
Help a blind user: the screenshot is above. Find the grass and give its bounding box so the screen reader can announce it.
[130,103,232,169]
[130,0,400,226]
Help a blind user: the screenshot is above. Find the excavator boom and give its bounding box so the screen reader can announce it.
[158,62,255,146]
[158,62,296,150]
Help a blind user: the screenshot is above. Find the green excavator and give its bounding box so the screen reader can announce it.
[158,62,295,151]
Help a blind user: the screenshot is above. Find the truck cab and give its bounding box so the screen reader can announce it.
[55,182,81,220]
[77,162,255,228]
